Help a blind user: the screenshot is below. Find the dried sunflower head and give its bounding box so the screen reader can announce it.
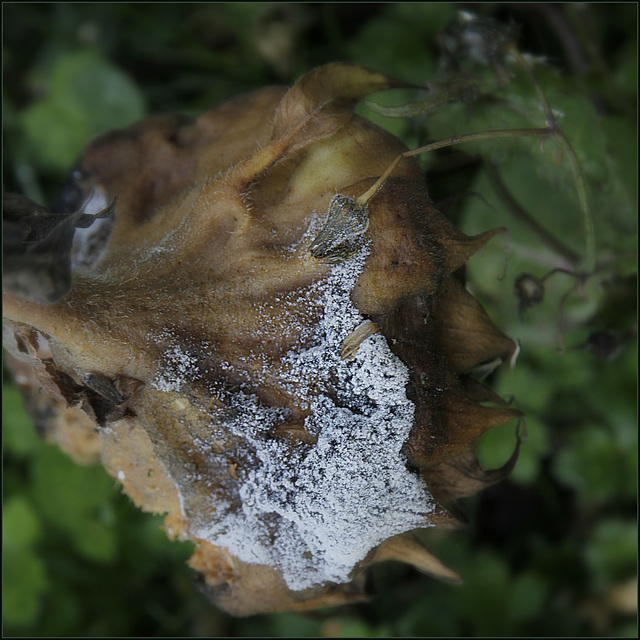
[3,63,521,615]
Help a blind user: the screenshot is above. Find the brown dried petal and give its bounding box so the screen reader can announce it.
[369,533,462,584]
[436,276,517,372]
[422,444,521,503]
[190,541,369,617]
[271,63,414,139]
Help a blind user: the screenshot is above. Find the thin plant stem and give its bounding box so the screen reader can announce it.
[509,44,596,272]
[403,127,552,157]
[357,127,552,206]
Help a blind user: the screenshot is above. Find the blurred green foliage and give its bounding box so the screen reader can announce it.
[3,3,637,637]
[21,50,145,173]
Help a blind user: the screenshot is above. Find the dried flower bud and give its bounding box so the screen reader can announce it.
[584,329,624,361]
[515,273,545,316]
[308,195,370,263]
[3,63,521,615]
[438,11,519,85]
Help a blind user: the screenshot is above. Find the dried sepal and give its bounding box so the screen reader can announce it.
[422,443,521,503]
[190,541,370,616]
[369,533,462,584]
[341,320,379,360]
[436,276,517,373]
[403,378,522,469]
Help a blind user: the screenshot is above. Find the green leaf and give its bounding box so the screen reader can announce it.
[35,588,82,637]
[613,39,638,103]
[21,50,145,173]
[613,621,640,638]
[2,547,49,627]
[268,612,323,637]
[553,422,637,504]
[585,520,637,588]
[29,444,117,536]
[506,572,547,624]
[3,497,42,551]
[321,617,393,638]
[71,519,117,564]
[345,9,439,84]
[458,550,512,636]
[2,385,40,457]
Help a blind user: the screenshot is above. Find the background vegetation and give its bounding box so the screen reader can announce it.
[3,3,637,637]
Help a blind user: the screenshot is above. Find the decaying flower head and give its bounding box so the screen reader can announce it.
[3,63,522,615]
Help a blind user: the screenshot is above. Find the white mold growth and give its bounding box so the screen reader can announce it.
[176,238,437,591]
[151,343,200,393]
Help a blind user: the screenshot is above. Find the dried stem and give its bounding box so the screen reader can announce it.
[357,127,552,207]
